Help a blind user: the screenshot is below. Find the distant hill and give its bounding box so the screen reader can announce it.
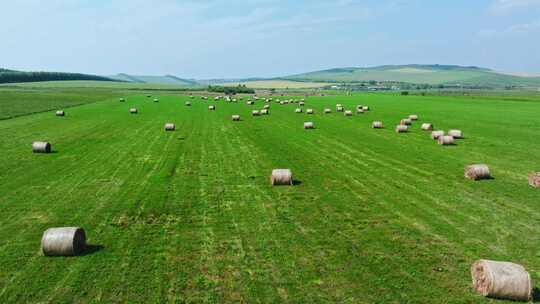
[283,64,540,88]
[0,68,115,84]
[108,74,197,86]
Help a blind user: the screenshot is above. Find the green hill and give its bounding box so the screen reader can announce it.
[284,64,540,88]
[108,74,197,86]
[0,68,116,84]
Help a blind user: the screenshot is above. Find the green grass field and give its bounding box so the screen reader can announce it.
[219,80,332,89]
[1,89,540,303]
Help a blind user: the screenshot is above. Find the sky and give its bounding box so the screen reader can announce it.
[1,0,540,78]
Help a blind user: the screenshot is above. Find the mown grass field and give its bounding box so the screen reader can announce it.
[1,90,540,303]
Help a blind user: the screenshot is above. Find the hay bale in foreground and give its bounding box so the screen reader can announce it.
[344,110,353,116]
[448,129,463,139]
[129,108,138,114]
[356,108,365,114]
[438,135,454,145]
[32,141,51,153]
[400,118,412,126]
[421,123,433,131]
[232,115,240,121]
[409,114,418,120]
[362,106,369,111]
[252,110,260,116]
[208,105,215,111]
[324,108,332,114]
[372,121,383,129]
[41,227,86,256]
[471,259,532,301]
[164,123,175,131]
[431,130,444,139]
[271,169,293,186]
[304,122,314,129]
[295,108,302,113]
[185,101,191,106]
[261,109,269,115]
[299,101,305,106]
[465,164,491,180]
[529,172,540,188]
[337,106,344,112]
[306,109,314,114]
[55,110,65,117]
[395,125,408,133]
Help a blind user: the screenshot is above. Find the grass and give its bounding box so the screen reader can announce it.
[0,80,200,90]
[1,89,540,302]
[219,80,332,89]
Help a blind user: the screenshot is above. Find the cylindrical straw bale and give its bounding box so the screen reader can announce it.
[41,227,86,256]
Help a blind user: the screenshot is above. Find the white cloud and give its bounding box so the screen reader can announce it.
[489,0,540,15]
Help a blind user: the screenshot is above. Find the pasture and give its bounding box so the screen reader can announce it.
[218,80,332,89]
[1,89,540,303]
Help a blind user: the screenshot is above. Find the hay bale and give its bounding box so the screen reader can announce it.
[129,108,138,114]
[372,121,383,129]
[421,123,433,131]
[119,98,125,102]
[438,135,454,145]
[324,108,332,114]
[299,101,305,106]
[263,104,270,109]
[252,110,260,116]
[232,115,241,121]
[362,106,369,111]
[208,105,215,110]
[344,110,353,116]
[529,172,540,188]
[448,129,463,139]
[153,98,159,103]
[306,109,314,114]
[409,114,418,120]
[471,259,532,301]
[295,108,302,113]
[147,95,152,98]
[304,122,314,129]
[356,108,364,114]
[247,101,254,105]
[32,141,51,153]
[55,110,65,117]
[261,109,269,115]
[400,118,412,126]
[185,101,191,106]
[164,123,175,131]
[270,169,293,186]
[41,227,86,256]
[465,164,491,180]
[336,104,343,108]
[356,105,363,110]
[431,130,444,140]
[395,125,408,133]
[337,106,344,112]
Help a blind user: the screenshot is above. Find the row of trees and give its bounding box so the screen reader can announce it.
[207,84,255,94]
[0,71,114,84]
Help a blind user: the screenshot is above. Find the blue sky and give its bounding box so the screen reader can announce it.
[1,0,540,78]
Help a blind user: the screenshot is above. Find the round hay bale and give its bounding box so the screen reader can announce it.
[356,108,365,114]
[431,130,444,140]
[153,98,159,103]
[529,172,540,188]
[232,115,241,121]
[448,129,463,139]
[32,141,51,153]
[164,123,175,131]
[362,106,369,111]
[263,104,270,109]
[324,108,332,114]
[409,114,418,120]
[252,110,260,116]
[438,135,454,145]
[344,110,353,116]
[146,95,152,98]
[270,169,293,186]
[208,105,215,110]
[55,110,65,117]
[299,101,305,106]
[356,105,363,110]
[304,122,314,129]
[337,106,344,112]
[129,108,138,114]
[41,227,86,256]
[400,118,412,126]
[395,125,408,133]
[471,259,532,301]
[247,101,254,105]
[372,121,383,129]
[119,98,125,102]
[421,123,433,131]
[336,104,343,108]
[261,109,269,115]
[306,109,314,114]
[465,164,491,180]
[185,101,191,106]
[295,108,302,113]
